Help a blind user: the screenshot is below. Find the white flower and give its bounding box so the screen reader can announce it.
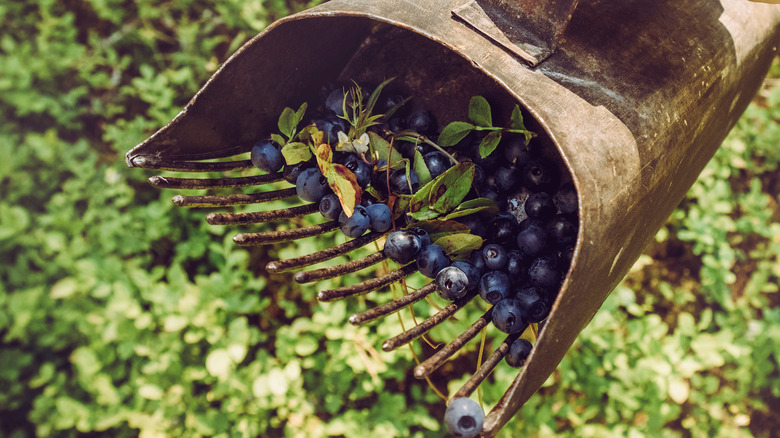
[334,131,370,156]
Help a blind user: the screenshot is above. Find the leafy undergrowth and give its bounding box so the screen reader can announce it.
[0,2,778,437]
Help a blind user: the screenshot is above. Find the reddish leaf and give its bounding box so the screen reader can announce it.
[329,163,362,217]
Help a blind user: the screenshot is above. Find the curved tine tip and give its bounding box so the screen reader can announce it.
[130,155,148,168]
[381,339,393,352]
[292,270,307,282]
[172,195,186,206]
[148,175,164,186]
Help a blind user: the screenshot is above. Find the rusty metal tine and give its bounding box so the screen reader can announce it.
[149,173,283,189]
[290,250,386,280]
[348,282,436,326]
[413,309,493,379]
[233,221,339,245]
[130,155,253,172]
[451,331,523,400]
[381,290,479,352]
[317,263,419,302]
[269,232,385,274]
[172,187,297,207]
[206,203,318,225]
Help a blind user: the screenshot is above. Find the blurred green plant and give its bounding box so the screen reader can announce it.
[0,1,778,437]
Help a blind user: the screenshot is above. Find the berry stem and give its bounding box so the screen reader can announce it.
[477,325,488,409]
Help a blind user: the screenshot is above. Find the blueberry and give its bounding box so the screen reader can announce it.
[503,137,535,166]
[325,88,346,116]
[470,148,500,171]
[516,219,549,258]
[340,154,371,187]
[546,214,578,248]
[313,114,347,144]
[468,249,487,273]
[325,87,362,118]
[365,203,392,232]
[380,93,408,115]
[407,227,431,248]
[554,182,578,216]
[296,168,330,202]
[458,214,487,239]
[436,266,470,301]
[417,244,450,278]
[371,159,390,194]
[480,186,507,212]
[492,298,526,334]
[558,245,575,269]
[525,192,556,221]
[505,250,527,284]
[283,160,312,184]
[453,130,479,153]
[479,271,511,304]
[319,193,342,220]
[488,213,518,246]
[472,164,486,186]
[505,338,533,368]
[360,193,378,207]
[384,230,422,265]
[494,165,521,193]
[444,398,484,438]
[386,116,406,133]
[482,243,508,271]
[339,206,370,238]
[451,260,481,291]
[515,286,550,322]
[389,168,419,194]
[528,256,561,290]
[397,140,430,160]
[406,108,435,135]
[423,151,451,178]
[522,158,559,193]
[250,139,283,173]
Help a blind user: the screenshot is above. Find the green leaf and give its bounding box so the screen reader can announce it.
[433,233,484,260]
[368,132,403,164]
[271,133,286,147]
[443,198,499,220]
[278,107,296,139]
[468,96,492,127]
[413,149,432,186]
[478,130,502,159]
[294,102,308,128]
[409,205,441,221]
[510,104,525,131]
[429,162,475,214]
[281,141,311,165]
[438,121,475,147]
[409,177,437,213]
[393,195,411,220]
[412,220,470,242]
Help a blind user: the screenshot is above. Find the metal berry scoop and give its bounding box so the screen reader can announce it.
[126,0,780,435]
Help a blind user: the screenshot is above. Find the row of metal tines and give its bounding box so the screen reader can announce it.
[132,152,532,401]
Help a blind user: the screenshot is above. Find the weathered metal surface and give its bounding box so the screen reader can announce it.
[453,0,580,64]
[126,0,780,435]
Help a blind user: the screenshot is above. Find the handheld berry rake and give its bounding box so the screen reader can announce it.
[126,0,780,435]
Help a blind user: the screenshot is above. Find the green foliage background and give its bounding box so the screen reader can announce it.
[1,1,778,436]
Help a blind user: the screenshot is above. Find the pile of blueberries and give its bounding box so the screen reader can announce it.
[249,81,579,438]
